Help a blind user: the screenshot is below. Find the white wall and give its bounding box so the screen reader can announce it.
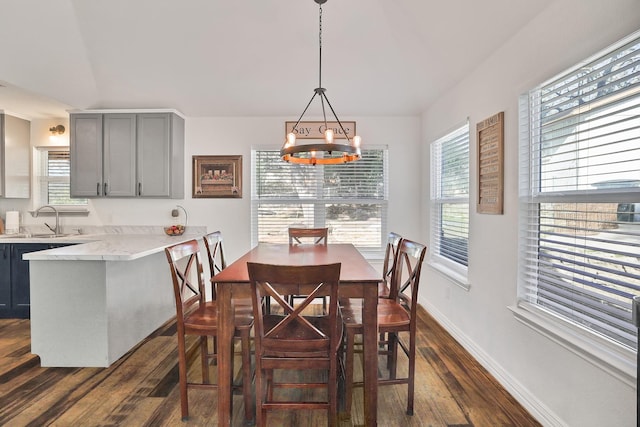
[0,115,421,262]
[420,1,640,426]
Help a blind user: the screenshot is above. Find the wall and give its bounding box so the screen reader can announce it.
[0,115,421,262]
[420,0,640,426]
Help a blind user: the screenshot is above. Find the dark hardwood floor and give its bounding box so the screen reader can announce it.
[0,307,540,426]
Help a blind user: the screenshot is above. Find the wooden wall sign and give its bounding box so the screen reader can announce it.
[477,112,504,214]
[285,121,356,139]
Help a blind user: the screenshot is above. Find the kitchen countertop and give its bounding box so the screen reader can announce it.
[4,230,206,261]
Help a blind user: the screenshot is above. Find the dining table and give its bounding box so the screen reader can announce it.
[212,242,381,426]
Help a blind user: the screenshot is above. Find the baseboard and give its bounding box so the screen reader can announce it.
[420,301,567,427]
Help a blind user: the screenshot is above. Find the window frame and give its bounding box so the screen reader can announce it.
[429,121,470,289]
[251,145,389,259]
[32,146,88,212]
[515,30,640,384]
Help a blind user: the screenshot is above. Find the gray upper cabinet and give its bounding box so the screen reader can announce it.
[137,113,184,198]
[0,113,30,199]
[70,111,184,199]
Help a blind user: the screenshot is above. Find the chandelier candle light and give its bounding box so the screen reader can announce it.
[280,0,362,165]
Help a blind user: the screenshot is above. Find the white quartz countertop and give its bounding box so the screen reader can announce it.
[15,232,204,261]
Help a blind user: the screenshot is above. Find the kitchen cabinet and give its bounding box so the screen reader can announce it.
[0,113,30,198]
[70,111,184,198]
[0,243,70,319]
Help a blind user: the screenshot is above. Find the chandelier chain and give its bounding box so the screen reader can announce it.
[318,3,323,89]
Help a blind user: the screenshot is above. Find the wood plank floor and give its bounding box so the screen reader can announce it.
[0,307,541,426]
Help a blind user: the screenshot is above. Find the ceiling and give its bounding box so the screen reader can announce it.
[0,0,553,120]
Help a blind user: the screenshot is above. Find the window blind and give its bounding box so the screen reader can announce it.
[430,123,470,268]
[36,148,87,206]
[251,148,388,256]
[519,32,640,350]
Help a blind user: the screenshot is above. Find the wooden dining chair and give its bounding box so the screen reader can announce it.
[247,262,343,427]
[165,239,254,423]
[288,227,328,245]
[341,238,427,417]
[287,227,330,312]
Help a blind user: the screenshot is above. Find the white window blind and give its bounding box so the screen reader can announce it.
[519,32,640,350]
[251,148,388,257]
[36,148,87,207]
[430,123,470,271]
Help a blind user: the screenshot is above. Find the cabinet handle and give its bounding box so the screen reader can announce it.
[138,182,142,196]
[97,182,101,196]
[104,182,108,196]
[2,246,7,259]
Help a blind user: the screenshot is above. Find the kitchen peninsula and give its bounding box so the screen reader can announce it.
[19,229,206,367]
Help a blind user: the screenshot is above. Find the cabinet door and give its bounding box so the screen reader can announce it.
[71,114,104,197]
[0,114,30,198]
[10,244,49,319]
[104,114,137,197]
[137,113,171,197]
[0,245,10,315]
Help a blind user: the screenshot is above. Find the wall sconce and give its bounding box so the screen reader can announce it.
[49,125,65,135]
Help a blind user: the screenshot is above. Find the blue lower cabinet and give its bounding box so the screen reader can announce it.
[0,244,11,316]
[0,243,70,319]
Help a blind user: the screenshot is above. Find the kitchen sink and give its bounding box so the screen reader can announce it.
[0,233,71,239]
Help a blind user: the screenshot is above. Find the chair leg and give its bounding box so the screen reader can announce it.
[407,330,416,416]
[200,336,210,384]
[240,331,254,423]
[329,354,339,427]
[177,335,189,420]
[255,360,265,427]
[388,332,398,378]
[344,328,356,416]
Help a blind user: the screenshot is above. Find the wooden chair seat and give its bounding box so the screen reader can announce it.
[341,298,410,331]
[184,301,253,333]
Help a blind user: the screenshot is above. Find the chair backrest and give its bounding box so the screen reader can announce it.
[247,262,341,356]
[288,227,328,245]
[165,239,206,322]
[203,231,226,298]
[388,238,427,319]
[382,232,403,288]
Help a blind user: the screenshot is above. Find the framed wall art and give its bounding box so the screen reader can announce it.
[192,155,242,198]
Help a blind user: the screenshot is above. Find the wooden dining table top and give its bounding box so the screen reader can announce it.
[212,243,381,284]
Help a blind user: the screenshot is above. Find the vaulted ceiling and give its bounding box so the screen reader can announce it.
[0,0,553,119]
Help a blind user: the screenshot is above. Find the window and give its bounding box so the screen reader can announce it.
[251,147,388,257]
[518,31,640,352]
[430,122,470,283]
[34,147,87,207]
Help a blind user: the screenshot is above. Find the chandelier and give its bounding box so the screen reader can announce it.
[280,0,362,165]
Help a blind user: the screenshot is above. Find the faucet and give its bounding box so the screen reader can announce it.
[34,205,60,235]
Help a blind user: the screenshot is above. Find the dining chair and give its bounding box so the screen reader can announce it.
[288,226,328,245]
[165,239,254,422]
[341,238,427,417]
[247,262,343,427]
[287,227,329,312]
